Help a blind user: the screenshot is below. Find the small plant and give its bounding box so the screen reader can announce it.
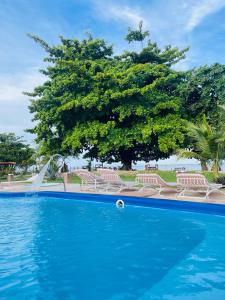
[214,175,225,185]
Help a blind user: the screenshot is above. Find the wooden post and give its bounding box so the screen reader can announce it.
[7,174,14,182]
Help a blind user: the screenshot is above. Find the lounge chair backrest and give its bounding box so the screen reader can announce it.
[136,174,167,186]
[97,169,121,183]
[74,170,97,183]
[176,173,208,187]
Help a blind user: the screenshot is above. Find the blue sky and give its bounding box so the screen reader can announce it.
[1,0,225,142]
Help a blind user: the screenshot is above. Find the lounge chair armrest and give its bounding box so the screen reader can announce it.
[209,183,223,188]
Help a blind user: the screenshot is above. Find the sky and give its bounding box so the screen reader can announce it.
[1,0,225,144]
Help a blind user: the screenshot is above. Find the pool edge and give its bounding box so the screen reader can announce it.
[1,191,225,216]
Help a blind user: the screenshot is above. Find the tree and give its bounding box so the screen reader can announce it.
[180,63,225,125]
[26,26,188,170]
[0,133,35,174]
[177,117,225,176]
[125,21,149,49]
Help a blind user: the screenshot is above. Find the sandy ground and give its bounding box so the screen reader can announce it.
[1,182,225,205]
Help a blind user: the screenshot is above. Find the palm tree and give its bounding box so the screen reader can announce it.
[177,117,225,177]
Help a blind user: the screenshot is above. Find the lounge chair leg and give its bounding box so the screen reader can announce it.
[206,188,218,199]
[138,186,145,192]
[158,187,162,195]
[118,185,123,193]
[178,188,185,196]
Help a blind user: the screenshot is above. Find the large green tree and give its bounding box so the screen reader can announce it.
[180,63,225,124]
[0,133,35,173]
[26,25,187,169]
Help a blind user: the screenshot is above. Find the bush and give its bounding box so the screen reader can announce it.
[214,176,225,185]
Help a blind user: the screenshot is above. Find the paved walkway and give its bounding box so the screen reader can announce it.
[2,183,225,205]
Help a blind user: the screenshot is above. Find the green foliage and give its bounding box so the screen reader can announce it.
[125,21,150,47]
[214,175,225,185]
[180,63,225,124]
[26,25,188,169]
[0,133,35,174]
[178,117,225,176]
[122,40,188,66]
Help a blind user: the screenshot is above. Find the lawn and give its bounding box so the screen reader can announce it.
[0,170,217,184]
[0,173,32,182]
[69,170,216,184]
[117,170,215,183]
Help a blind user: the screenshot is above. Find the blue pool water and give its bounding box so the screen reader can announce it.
[0,195,225,300]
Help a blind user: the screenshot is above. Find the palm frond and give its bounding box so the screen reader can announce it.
[176,149,199,160]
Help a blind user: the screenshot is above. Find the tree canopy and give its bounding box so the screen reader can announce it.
[26,24,189,169]
[0,133,35,173]
[177,116,225,176]
[180,63,225,124]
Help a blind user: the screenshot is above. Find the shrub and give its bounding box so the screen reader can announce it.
[214,176,225,185]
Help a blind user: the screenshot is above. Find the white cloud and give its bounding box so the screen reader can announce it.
[0,69,45,141]
[0,71,45,103]
[91,0,149,27]
[1,0,225,144]
[186,0,225,31]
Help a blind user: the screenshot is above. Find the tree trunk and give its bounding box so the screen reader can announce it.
[200,160,208,171]
[120,151,132,170]
[212,158,220,178]
[121,160,132,170]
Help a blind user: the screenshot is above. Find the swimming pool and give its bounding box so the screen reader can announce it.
[0,192,225,300]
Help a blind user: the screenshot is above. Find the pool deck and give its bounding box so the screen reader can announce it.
[1,183,225,205]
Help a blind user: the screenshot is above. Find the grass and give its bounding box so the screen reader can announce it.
[47,175,81,184]
[0,170,219,184]
[67,170,216,183]
[66,175,81,184]
[118,170,216,183]
[119,171,177,182]
[0,174,31,182]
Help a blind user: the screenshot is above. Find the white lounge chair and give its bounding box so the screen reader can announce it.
[97,168,136,192]
[176,173,223,199]
[74,169,109,191]
[136,173,176,195]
